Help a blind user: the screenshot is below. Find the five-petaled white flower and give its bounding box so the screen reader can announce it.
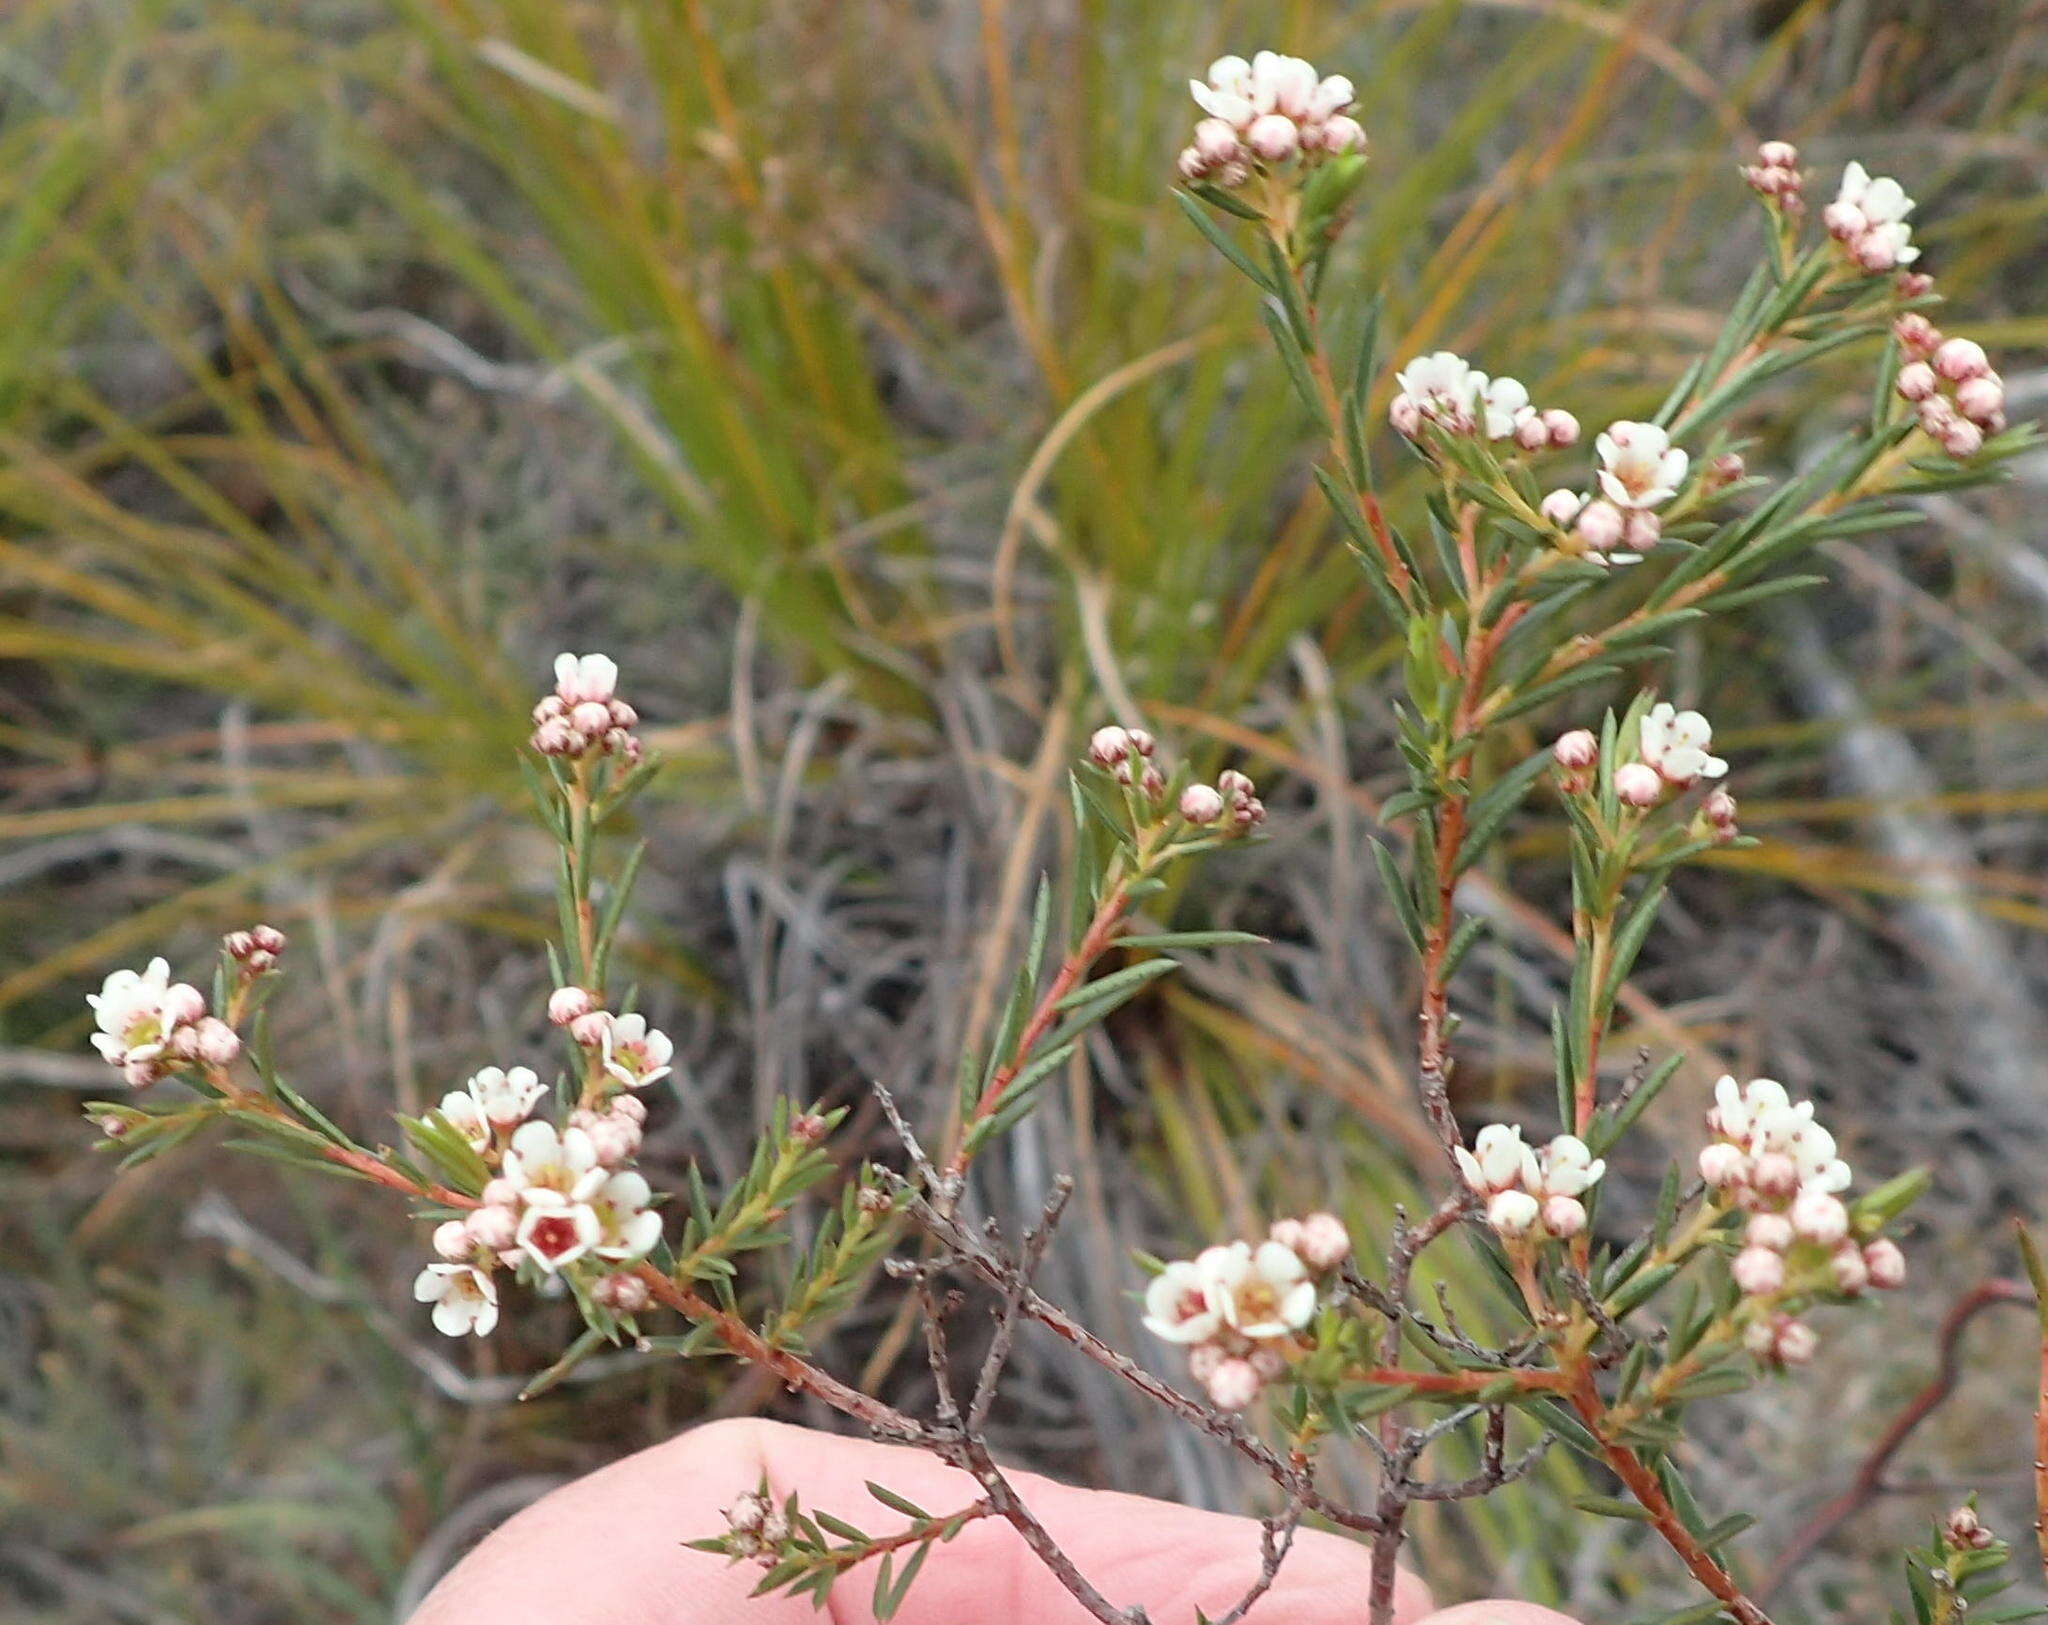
[1596,422,1689,510]
[437,1065,548,1148]
[1454,1123,1538,1195]
[590,1168,664,1260]
[414,1262,499,1337]
[1393,351,1482,430]
[1828,162,1918,270]
[1142,1259,1224,1344]
[88,958,205,1076]
[1637,702,1728,786]
[1532,1134,1605,1199]
[598,1012,675,1091]
[1199,1240,1317,1339]
[1478,374,1535,441]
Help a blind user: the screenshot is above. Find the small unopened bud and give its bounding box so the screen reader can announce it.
[568,1010,611,1048]
[193,1017,242,1068]
[1749,1152,1800,1201]
[1541,1195,1587,1239]
[1892,313,1941,357]
[856,1184,894,1216]
[1179,784,1226,825]
[432,1219,472,1261]
[466,1204,519,1252]
[1933,337,1990,382]
[726,1490,771,1537]
[1246,113,1300,162]
[1708,452,1746,487]
[1623,509,1662,552]
[1553,729,1599,771]
[1773,1318,1818,1366]
[1944,1506,1995,1551]
[1088,726,1132,767]
[1863,1237,1906,1290]
[1217,769,1255,800]
[1206,1356,1263,1411]
[1389,393,1422,438]
[1487,1189,1540,1236]
[1321,116,1366,155]
[1894,360,1938,402]
[1699,1142,1749,1188]
[1539,488,1582,527]
[1187,1343,1225,1384]
[1822,200,1865,240]
[1896,270,1935,299]
[593,1272,652,1313]
[548,986,598,1026]
[1746,1212,1794,1252]
[1574,498,1626,553]
[161,984,207,1028]
[1192,118,1240,165]
[1940,418,1984,460]
[1514,413,1549,452]
[1829,1243,1870,1295]
[1614,762,1663,808]
[1733,1245,1786,1296]
[791,1111,829,1145]
[1790,1190,1849,1246]
[1177,147,1210,182]
[1757,140,1798,169]
[1955,374,2005,426]
[1541,408,1580,449]
[1296,1212,1351,1270]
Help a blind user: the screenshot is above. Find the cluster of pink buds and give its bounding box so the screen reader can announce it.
[554,989,677,1092]
[1895,324,2005,459]
[530,652,642,763]
[1142,1216,1347,1410]
[1178,53,1364,186]
[1457,1125,1605,1241]
[87,953,243,1088]
[1090,724,1163,797]
[223,923,287,976]
[1741,139,1804,213]
[1944,1505,1997,1553]
[1824,161,1919,273]
[720,1489,793,1567]
[1613,703,1729,808]
[1701,1076,1904,1360]
[1390,351,1577,450]
[1742,1312,1818,1369]
[1179,769,1265,833]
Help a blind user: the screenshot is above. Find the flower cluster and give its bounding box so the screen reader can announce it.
[1700,1076,1905,1364]
[1895,323,2006,459]
[1178,53,1364,185]
[1824,161,1919,273]
[1741,139,1804,214]
[1090,725,1266,834]
[1616,702,1730,808]
[719,1489,793,1568]
[1142,1215,1348,1410]
[88,943,258,1089]
[530,652,643,763]
[1456,1125,1605,1241]
[1389,351,1578,450]
[1539,422,1693,564]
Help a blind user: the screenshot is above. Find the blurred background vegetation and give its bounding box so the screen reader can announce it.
[1,0,2045,1620]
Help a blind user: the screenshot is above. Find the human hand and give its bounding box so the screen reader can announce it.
[412,1418,1583,1625]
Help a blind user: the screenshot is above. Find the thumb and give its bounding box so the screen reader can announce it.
[412,1417,1439,1624]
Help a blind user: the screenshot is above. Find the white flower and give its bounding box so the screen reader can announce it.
[590,1169,664,1260]
[1829,163,1919,270]
[87,958,206,1074]
[1199,1240,1316,1339]
[1596,421,1689,509]
[1708,1075,1789,1141]
[515,1194,603,1272]
[414,1262,499,1337]
[1454,1123,1537,1195]
[435,1090,490,1150]
[441,1066,546,1143]
[1478,374,1532,440]
[553,652,618,705]
[502,1119,605,1202]
[598,1012,675,1091]
[1838,161,1914,227]
[1394,351,1481,430]
[1190,56,1256,127]
[1533,1134,1605,1199]
[1308,74,1354,122]
[1142,1259,1223,1344]
[1637,703,1727,785]
[1250,51,1318,119]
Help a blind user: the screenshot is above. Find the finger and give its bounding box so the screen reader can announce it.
[1414,1602,1588,1625]
[411,1417,1433,1625]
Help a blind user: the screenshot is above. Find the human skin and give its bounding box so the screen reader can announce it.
[412,1418,1585,1625]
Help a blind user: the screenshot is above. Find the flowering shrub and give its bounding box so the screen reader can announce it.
[82,53,2048,1625]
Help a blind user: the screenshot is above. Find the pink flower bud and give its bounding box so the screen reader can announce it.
[480,1178,519,1208]
[1732,1246,1786,1296]
[1790,1190,1849,1245]
[593,1272,652,1313]
[1186,1343,1225,1384]
[531,718,580,756]
[1539,488,1581,527]
[1139,765,1166,800]
[569,1011,612,1048]
[1487,1189,1540,1236]
[1822,200,1866,240]
[1708,452,1745,487]
[610,1093,648,1125]
[791,1111,829,1144]
[1217,769,1255,800]
[161,983,207,1027]
[1246,113,1300,162]
[1892,313,1940,357]
[1389,393,1423,437]
[1757,140,1798,168]
[466,1204,519,1252]
[1894,360,1938,402]
[571,700,612,736]
[1703,789,1738,830]
[1297,1212,1351,1270]
[432,1219,473,1261]
[1773,1319,1818,1366]
[1193,118,1241,164]
[1614,762,1663,808]
[1574,498,1626,553]
[1514,412,1549,452]
[1940,418,1984,459]
[1746,1212,1794,1251]
[1267,1217,1306,1254]
[1750,1152,1800,1200]
[1206,1357,1263,1411]
[1541,408,1580,449]
[1541,1195,1587,1238]
[1179,784,1226,825]
[193,1018,242,1067]
[1320,115,1366,155]
[1177,147,1209,182]
[1623,509,1662,551]
[1933,337,1990,381]
[587,1120,641,1167]
[1829,1243,1870,1295]
[1896,271,1935,300]
[1955,375,2004,425]
[548,986,598,1026]
[1699,1142,1749,1188]
[223,930,255,961]
[1863,1237,1906,1290]
[1088,726,1131,767]
[1944,1506,1994,1550]
[1553,729,1599,771]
